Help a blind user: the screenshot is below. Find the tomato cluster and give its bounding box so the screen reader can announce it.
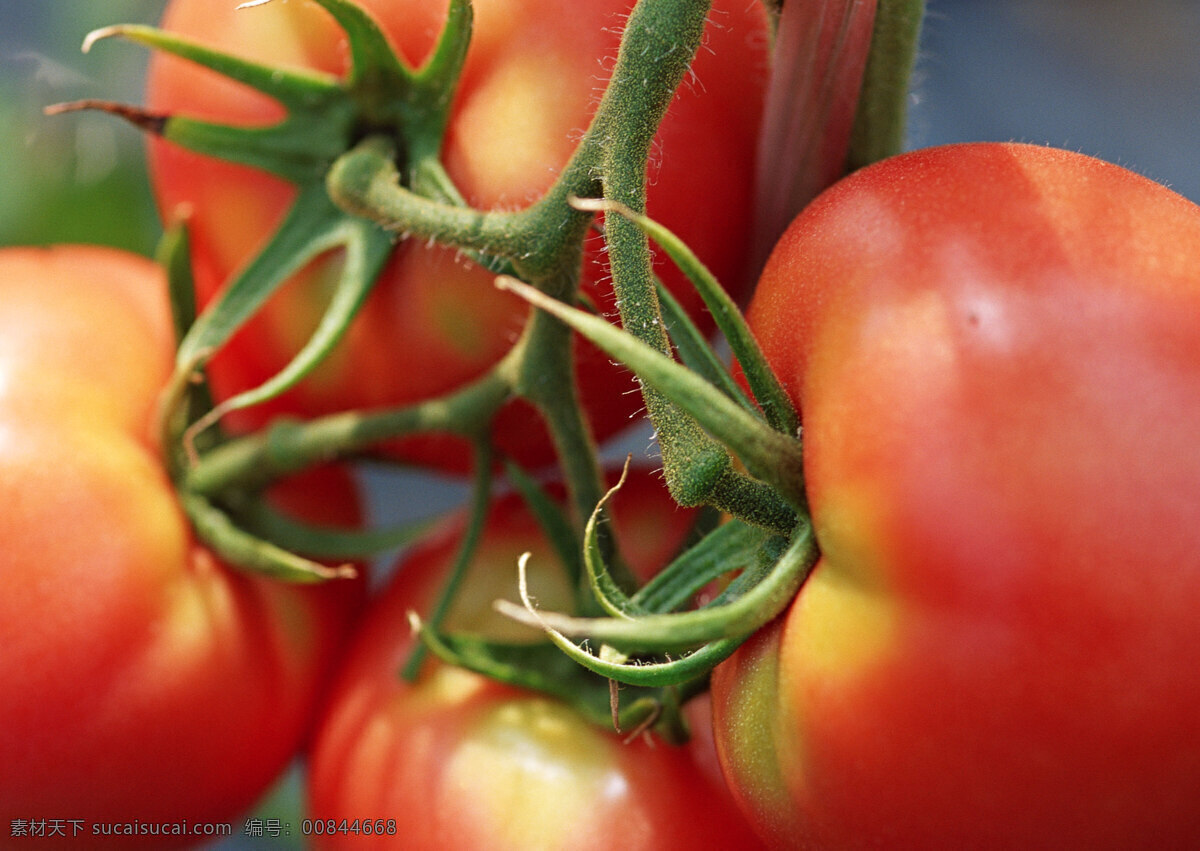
[4,0,771,847]
[7,1,1200,849]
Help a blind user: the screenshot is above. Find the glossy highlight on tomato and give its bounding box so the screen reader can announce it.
[0,246,364,846]
[145,0,770,470]
[711,142,1200,848]
[308,471,766,850]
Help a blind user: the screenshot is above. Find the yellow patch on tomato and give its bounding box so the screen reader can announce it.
[787,558,896,683]
[445,698,622,848]
[718,626,801,843]
[425,257,515,361]
[449,52,582,206]
[416,664,491,707]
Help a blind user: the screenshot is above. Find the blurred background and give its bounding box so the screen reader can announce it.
[2,0,1199,848]
[0,0,161,254]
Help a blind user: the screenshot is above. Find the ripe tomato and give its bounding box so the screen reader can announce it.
[0,246,364,845]
[308,471,766,849]
[145,0,769,470]
[711,143,1200,848]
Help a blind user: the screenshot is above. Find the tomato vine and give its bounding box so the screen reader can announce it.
[55,0,925,735]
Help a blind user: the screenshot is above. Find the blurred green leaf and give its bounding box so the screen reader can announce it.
[0,0,163,253]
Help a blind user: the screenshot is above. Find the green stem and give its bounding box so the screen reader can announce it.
[499,518,817,653]
[545,632,746,688]
[182,493,356,583]
[402,438,494,680]
[157,223,198,347]
[574,197,799,437]
[846,0,925,170]
[320,1,757,530]
[497,276,807,522]
[631,519,769,613]
[705,469,797,535]
[185,355,515,498]
[233,499,435,560]
[576,0,760,516]
[504,460,585,592]
[407,0,473,158]
[329,135,595,286]
[522,322,611,547]
[328,137,528,263]
[511,265,628,601]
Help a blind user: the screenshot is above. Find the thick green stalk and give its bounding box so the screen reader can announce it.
[510,271,624,597]
[582,0,744,509]
[846,0,925,170]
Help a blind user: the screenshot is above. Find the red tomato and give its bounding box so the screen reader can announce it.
[308,471,766,849]
[144,0,769,471]
[0,246,363,846]
[711,142,1200,848]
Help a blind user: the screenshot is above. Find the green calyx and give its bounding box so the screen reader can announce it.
[68,0,477,419]
[154,223,432,583]
[58,0,512,584]
[77,0,471,181]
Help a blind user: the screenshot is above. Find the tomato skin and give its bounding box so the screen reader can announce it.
[712,143,1200,848]
[308,472,766,850]
[0,246,364,845]
[145,0,769,471]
